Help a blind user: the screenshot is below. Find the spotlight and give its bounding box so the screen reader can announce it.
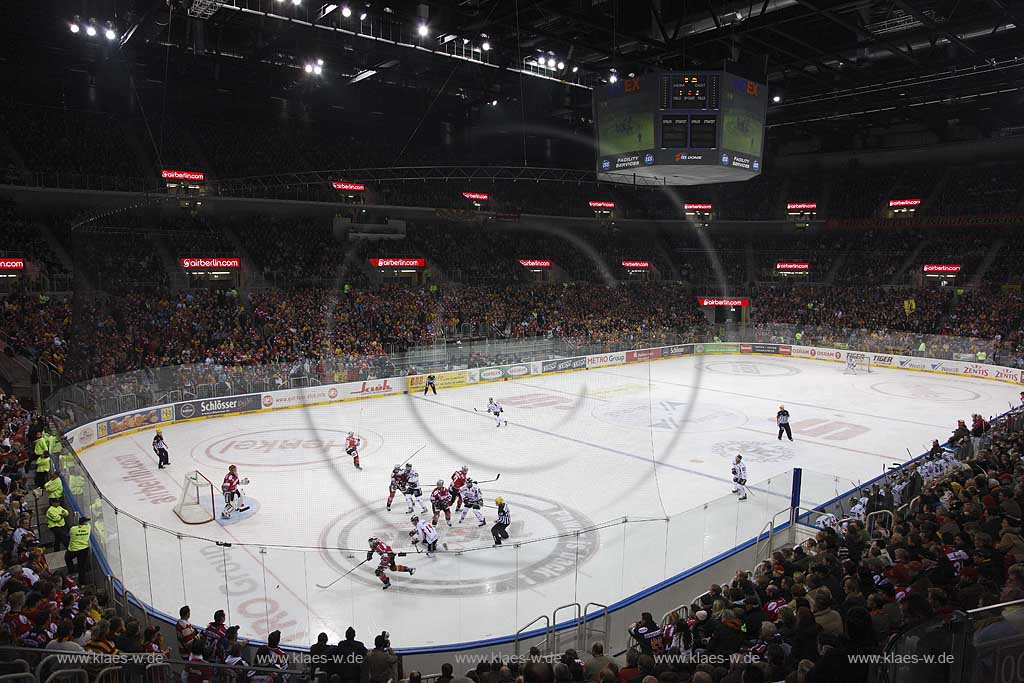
[609,73,618,83]
[69,22,80,34]
[481,41,490,51]
[341,6,352,17]
[572,66,579,73]
[104,27,117,41]
[292,0,302,5]
[85,24,97,37]
[313,64,323,75]
[546,57,556,68]
[490,99,498,106]
[772,95,781,103]
[359,12,367,20]
[417,23,429,37]
[317,58,324,66]
[304,63,314,73]
[557,61,565,70]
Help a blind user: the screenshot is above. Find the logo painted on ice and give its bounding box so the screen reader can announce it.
[592,400,746,432]
[317,492,599,595]
[201,428,379,468]
[712,441,795,464]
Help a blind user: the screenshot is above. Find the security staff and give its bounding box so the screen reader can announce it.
[46,500,70,550]
[491,497,511,546]
[65,516,91,579]
[44,470,64,502]
[33,444,52,490]
[976,350,987,363]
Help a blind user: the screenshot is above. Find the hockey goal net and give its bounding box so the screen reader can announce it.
[843,352,872,374]
[174,470,217,524]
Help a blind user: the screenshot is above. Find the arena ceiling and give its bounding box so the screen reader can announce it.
[8,0,1024,146]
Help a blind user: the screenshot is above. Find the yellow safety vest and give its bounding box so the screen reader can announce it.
[69,474,85,496]
[35,455,51,473]
[977,351,987,361]
[68,523,91,552]
[34,437,47,457]
[44,477,64,500]
[47,434,61,455]
[46,505,68,529]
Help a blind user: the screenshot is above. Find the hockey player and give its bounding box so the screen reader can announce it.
[221,465,251,519]
[345,432,362,470]
[408,515,439,556]
[731,454,748,501]
[844,355,859,374]
[423,374,437,395]
[491,497,511,545]
[450,465,469,511]
[403,464,428,514]
[430,480,453,527]
[458,479,486,526]
[777,405,793,441]
[386,465,406,511]
[152,430,170,469]
[486,398,508,428]
[366,536,414,590]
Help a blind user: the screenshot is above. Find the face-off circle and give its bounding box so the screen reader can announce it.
[869,381,981,402]
[592,400,747,433]
[196,427,383,469]
[316,492,600,596]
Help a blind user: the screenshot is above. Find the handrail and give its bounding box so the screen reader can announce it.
[551,603,582,653]
[660,604,689,627]
[866,509,895,535]
[514,615,550,658]
[582,603,609,653]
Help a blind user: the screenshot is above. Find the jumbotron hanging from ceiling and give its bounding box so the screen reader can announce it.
[594,71,768,186]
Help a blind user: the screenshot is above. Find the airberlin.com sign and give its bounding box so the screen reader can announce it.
[698,297,750,307]
[0,259,25,270]
[776,262,809,271]
[332,181,366,192]
[161,169,205,182]
[923,264,961,273]
[369,258,426,268]
[518,259,552,268]
[180,258,241,269]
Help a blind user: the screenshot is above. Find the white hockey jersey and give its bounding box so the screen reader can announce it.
[731,461,747,482]
[414,519,438,544]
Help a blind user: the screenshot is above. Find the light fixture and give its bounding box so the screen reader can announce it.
[304,63,314,73]
[85,24,97,37]
[359,11,367,20]
[481,41,490,51]
[546,57,556,68]
[557,61,565,70]
[317,58,324,65]
[292,0,302,5]
[341,6,352,17]
[313,64,323,75]
[772,95,781,103]
[69,22,80,34]
[572,66,579,73]
[490,99,498,106]
[417,23,429,37]
[609,73,618,83]
[104,23,117,41]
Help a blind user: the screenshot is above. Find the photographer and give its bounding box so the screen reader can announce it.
[368,632,398,683]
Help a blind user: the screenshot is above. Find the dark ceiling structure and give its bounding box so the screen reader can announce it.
[7,0,1024,153]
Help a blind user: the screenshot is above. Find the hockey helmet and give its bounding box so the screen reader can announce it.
[155,429,162,436]
[405,463,412,469]
[368,536,379,546]
[461,465,469,473]
[436,479,445,487]
[410,516,419,524]
[229,465,237,472]
[393,465,401,472]
[735,454,743,461]
[495,496,504,504]
[779,404,785,409]
[489,397,494,402]
[466,478,474,485]
[348,431,354,436]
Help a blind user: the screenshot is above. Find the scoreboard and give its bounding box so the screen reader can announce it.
[594,71,767,186]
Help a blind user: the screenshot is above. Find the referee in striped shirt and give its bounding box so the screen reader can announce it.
[492,497,510,545]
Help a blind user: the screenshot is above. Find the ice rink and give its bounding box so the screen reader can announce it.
[78,354,1019,648]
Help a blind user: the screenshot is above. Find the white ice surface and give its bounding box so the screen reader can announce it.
[78,356,1018,648]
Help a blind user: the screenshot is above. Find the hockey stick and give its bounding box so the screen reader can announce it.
[475,474,501,484]
[401,446,426,467]
[316,558,369,589]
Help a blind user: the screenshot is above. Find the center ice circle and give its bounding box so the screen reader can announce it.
[591,400,747,432]
[317,492,600,596]
[869,381,981,402]
[701,360,801,377]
